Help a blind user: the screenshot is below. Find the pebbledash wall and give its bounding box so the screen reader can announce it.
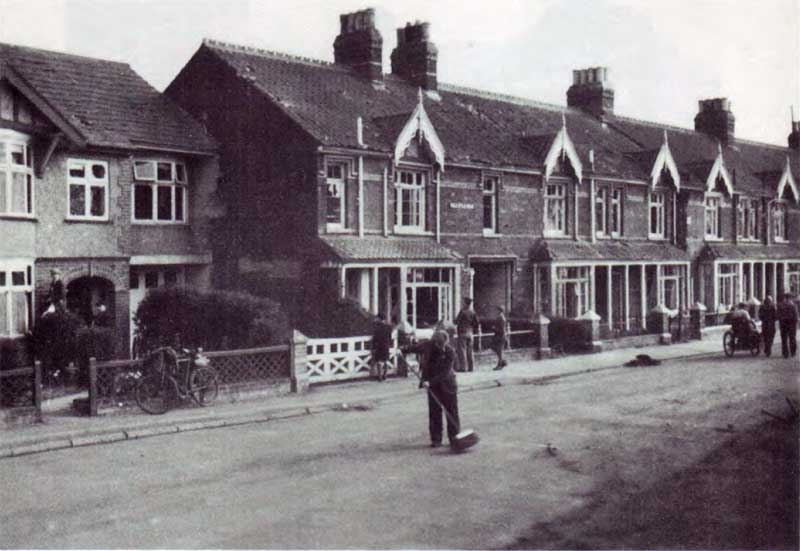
[28,150,221,355]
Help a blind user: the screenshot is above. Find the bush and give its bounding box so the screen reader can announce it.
[134,287,289,351]
[0,336,33,371]
[75,327,117,383]
[32,310,85,374]
[548,317,590,353]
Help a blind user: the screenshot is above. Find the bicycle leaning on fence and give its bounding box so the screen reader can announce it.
[135,346,219,414]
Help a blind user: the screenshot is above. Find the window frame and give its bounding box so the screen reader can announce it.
[0,130,34,219]
[609,187,622,237]
[131,160,189,225]
[553,265,591,318]
[736,196,759,241]
[648,190,666,240]
[0,259,33,337]
[595,186,607,237]
[394,168,427,234]
[66,159,110,221]
[482,174,500,235]
[704,193,722,241]
[544,182,567,237]
[771,201,788,243]
[324,159,349,231]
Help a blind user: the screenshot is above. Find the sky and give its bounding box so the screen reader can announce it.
[1,0,798,146]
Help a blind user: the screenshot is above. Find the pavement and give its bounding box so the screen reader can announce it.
[0,328,729,459]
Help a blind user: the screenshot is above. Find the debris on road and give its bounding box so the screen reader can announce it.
[625,354,662,367]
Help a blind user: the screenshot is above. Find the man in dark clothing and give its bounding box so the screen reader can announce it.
[759,296,777,357]
[777,293,798,358]
[404,330,460,448]
[370,314,393,382]
[455,297,480,372]
[48,269,65,312]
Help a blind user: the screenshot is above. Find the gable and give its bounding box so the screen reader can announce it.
[777,157,799,203]
[706,146,733,196]
[543,118,582,183]
[393,92,445,170]
[650,132,680,190]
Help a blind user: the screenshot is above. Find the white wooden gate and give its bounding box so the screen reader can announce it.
[305,335,400,383]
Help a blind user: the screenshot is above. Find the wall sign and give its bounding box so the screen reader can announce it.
[449,202,475,210]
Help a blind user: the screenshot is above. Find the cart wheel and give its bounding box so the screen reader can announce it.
[750,336,761,356]
[723,331,735,357]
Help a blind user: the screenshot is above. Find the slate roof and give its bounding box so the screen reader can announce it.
[0,42,215,153]
[200,39,798,191]
[697,243,800,262]
[530,239,690,263]
[319,235,462,263]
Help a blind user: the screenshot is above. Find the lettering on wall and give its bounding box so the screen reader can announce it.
[449,202,475,210]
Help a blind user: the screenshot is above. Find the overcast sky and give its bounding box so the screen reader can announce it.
[1,0,798,146]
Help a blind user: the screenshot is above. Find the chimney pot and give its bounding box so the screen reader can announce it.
[333,8,383,82]
[391,20,438,91]
[695,97,735,143]
[566,66,614,119]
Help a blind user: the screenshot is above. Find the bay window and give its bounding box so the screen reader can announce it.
[544,183,566,236]
[133,160,187,223]
[67,160,108,220]
[395,169,426,232]
[554,266,590,318]
[404,267,453,330]
[718,263,738,311]
[0,131,33,217]
[0,261,33,337]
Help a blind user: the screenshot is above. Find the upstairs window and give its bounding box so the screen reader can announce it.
[482,175,499,234]
[0,261,32,337]
[705,195,721,239]
[395,169,426,232]
[544,183,566,236]
[736,197,758,241]
[772,202,787,242]
[649,191,665,239]
[67,160,108,220]
[595,187,607,236]
[0,132,33,217]
[609,188,622,236]
[133,160,187,223]
[325,162,347,229]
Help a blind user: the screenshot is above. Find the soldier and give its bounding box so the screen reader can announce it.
[759,296,777,357]
[777,293,798,358]
[454,297,479,372]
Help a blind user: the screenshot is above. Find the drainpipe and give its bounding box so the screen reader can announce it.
[436,169,441,243]
[358,156,364,238]
[383,167,388,237]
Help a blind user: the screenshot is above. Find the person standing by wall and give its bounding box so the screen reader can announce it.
[759,296,777,357]
[777,293,798,358]
[455,297,479,372]
[47,269,65,313]
[492,306,508,371]
[370,313,393,382]
[403,329,460,448]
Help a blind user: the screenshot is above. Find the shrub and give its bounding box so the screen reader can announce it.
[75,327,117,383]
[134,286,289,351]
[32,310,85,374]
[0,336,33,371]
[548,317,590,353]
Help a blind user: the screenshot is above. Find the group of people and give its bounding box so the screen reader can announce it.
[452,297,508,372]
[730,293,799,358]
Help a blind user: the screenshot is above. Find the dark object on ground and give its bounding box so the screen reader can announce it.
[625,354,662,367]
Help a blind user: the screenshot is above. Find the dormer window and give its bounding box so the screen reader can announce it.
[771,202,787,242]
[544,183,566,236]
[736,197,758,241]
[648,191,665,239]
[133,160,188,224]
[705,195,721,239]
[0,130,34,217]
[394,169,426,233]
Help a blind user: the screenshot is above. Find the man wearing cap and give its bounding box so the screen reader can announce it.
[777,293,798,358]
[403,330,460,448]
[455,297,480,372]
[48,269,65,312]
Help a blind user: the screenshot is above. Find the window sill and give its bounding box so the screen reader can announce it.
[773,238,789,244]
[393,227,432,236]
[64,217,111,225]
[704,236,723,242]
[0,214,36,222]
[325,225,353,234]
[543,230,567,238]
[132,220,189,226]
[648,235,668,241]
[482,229,501,238]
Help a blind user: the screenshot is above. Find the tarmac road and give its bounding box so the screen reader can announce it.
[1,352,797,549]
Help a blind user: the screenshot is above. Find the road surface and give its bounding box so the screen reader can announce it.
[1,352,798,549]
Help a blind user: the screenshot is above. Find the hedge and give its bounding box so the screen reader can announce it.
[548,317,590,353]
[134,286,289,351]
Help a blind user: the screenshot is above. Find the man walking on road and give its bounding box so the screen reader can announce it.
[403,330,460,448]
[455,297,479,372]
[777,293,798,358]
[759,296,777,357]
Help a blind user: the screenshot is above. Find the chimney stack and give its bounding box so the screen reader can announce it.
[390,21,438,91]
[566,67,614,119]
[333,8,383,82]
[694,98,735,144]
[789,111,800,150]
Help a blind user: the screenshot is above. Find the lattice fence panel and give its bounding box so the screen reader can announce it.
[208,350,289,385]
[96,364,143,406]
[0,371,34,408]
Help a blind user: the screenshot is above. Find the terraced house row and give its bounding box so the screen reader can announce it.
[2,8,799,355]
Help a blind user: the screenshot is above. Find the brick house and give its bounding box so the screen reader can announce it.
[0,43,221,355]
[166,8,800,337]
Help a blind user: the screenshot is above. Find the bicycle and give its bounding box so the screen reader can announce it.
[135,346,219,414]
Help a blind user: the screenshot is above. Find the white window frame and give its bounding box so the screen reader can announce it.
[325,160,348,231]
[0,129,34,218]
[648,191,666,239]
[132,160,188,225]
[66,159,109,221]
[544,183,566,237]
[736,196,758,241]
[482,175,499,235]
[772,201,788,243]
[0,259,33,337]
[595,186,607,237]
[394,168,427,234]
[704,194,722,240]
[717,263,738,312]
[609,188,622,237]
[404,267,454,331]
[554,266,591,318]
[787,263,800,297]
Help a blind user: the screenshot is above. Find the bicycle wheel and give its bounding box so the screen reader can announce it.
[135,372,171,414]
[723,331,735,357]
[189,366,219,406]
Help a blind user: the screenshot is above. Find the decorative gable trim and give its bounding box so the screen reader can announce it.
[0,64,87,147]
[705,143,733,195]
[651,130,680,191]
[394,88,446,171]
[544,114,583,183]
[776,156,799,203]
